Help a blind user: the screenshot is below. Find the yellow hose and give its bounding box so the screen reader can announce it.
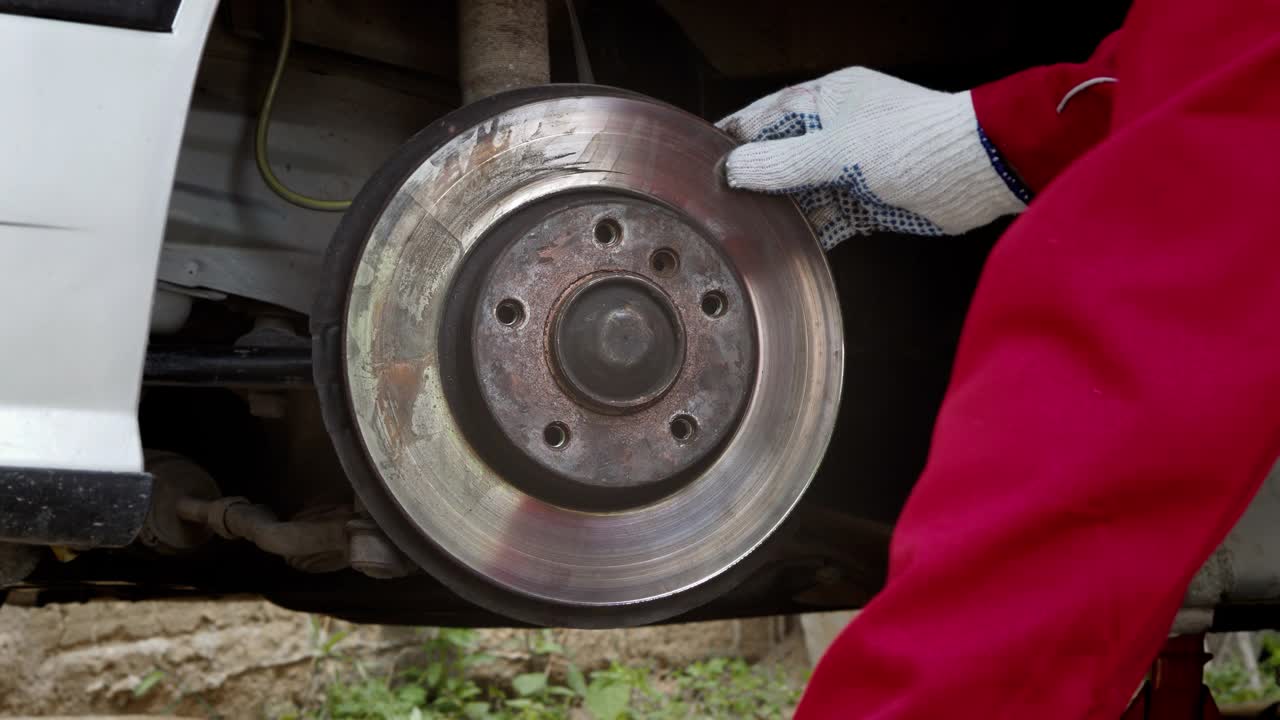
[254,0,352,212]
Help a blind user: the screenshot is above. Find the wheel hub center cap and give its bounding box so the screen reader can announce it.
[553,274,684,412]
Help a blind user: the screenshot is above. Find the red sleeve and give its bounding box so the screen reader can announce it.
[971,30,1123,192]
[798,0,1280,717]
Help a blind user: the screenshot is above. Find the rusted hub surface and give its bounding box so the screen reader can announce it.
[468,196,754,492]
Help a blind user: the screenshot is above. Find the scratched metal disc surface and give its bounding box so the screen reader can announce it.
[314,86,843,627]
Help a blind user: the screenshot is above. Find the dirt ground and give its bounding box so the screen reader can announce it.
[0,598,810,717]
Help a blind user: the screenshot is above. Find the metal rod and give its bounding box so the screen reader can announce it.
[178,496,348,564]
[459,0,550,104]
[144,346,312,387]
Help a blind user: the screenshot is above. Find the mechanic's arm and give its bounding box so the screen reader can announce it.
[971,29,1122,192]
[784,1,1280,715]
[718,30,1122,246]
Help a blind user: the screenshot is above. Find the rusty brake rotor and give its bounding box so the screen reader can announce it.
[312,86,843,627]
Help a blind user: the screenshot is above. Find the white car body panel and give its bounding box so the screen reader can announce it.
[0,1,218,472]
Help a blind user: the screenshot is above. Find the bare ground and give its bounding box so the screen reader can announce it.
[0,598,807,718]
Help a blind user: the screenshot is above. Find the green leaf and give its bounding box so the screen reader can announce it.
[512,672,547,696]
[532,630,566,656]
[463,701,491,719]
[505,698,535,709]
[431,696,462,714]
[409,708,424,720]
[442,628,477,649]
[425,662,444,689]
[462,652,497,669]
[133,669,166,698]
[398,684,427,707]
[322,629,350,655]
[585,679,631,720]
[566,664,588,697]
[547,686,576,697]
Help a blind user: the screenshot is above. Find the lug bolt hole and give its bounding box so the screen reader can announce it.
[495,298,525,327]
[594,218,622,246]
[669,415,698,443]
[649,248,679,278]
[700,290,728,318]
[543,422,570,449]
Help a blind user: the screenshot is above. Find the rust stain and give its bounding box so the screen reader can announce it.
[374,359,426,459]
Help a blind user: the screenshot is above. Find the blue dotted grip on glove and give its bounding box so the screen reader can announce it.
[744,112,944,247]
[753,111,825,140]
[798,166,945,247]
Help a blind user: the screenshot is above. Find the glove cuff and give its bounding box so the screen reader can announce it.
[879,90,1028,234]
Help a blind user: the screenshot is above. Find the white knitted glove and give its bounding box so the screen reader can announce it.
[719,68,1029,249]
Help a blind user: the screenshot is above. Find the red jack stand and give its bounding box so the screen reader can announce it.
[1123,634,1222,719]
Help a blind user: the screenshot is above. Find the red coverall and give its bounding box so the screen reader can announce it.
[796,0,1280,717]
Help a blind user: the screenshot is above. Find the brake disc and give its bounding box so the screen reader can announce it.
[313,86,843,627]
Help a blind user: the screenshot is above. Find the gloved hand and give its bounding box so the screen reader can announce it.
[719,68,1029,249]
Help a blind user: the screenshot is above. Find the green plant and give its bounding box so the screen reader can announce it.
[1206,632,1280,706]
[133,669,167,699]
[129,666,222,719]
[295,626,802,720]
[582,663,641,720]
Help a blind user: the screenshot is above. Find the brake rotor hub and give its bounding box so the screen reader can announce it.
[470,197,755,495]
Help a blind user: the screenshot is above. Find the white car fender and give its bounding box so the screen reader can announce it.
[0,0,219,473]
